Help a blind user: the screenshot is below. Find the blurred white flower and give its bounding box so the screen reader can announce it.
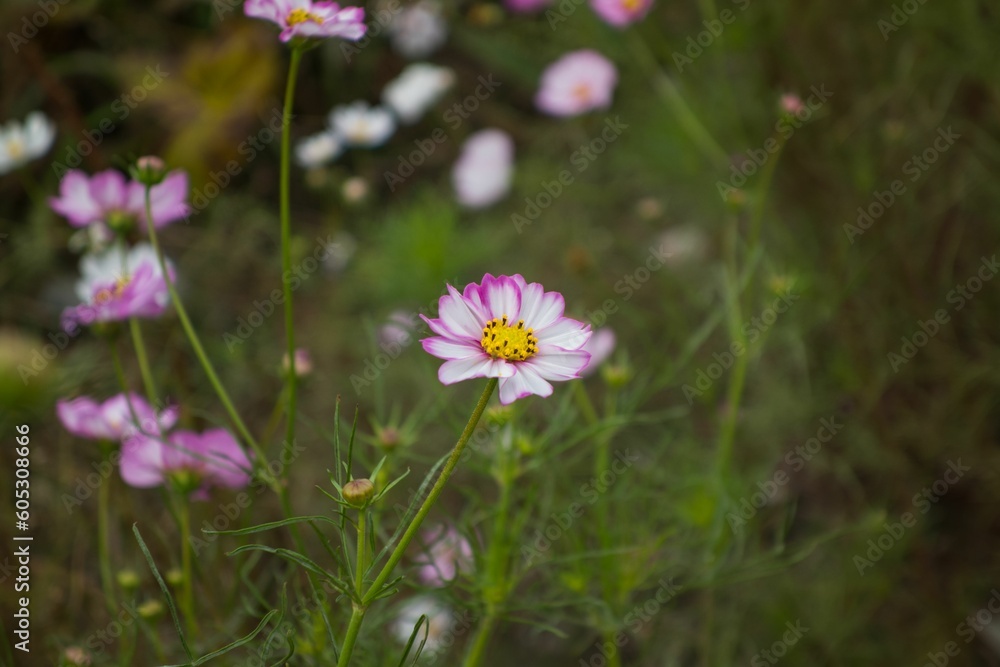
[0,112,56,175]
[451,129,514,209]
[379,310,418,349]
[391,595,457,652]
[389,0,447,59]
[656,225,709,266]
[330,102,396,148]
[321,231,357,274]
[295,130,343,168]
[341,176,369,203]
[382,63,455,124]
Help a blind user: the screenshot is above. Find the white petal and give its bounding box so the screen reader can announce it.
[498,365,552,404]
[535,317,591,350]
[438,355,513,384]
[422,337,482,360]
[524,348,591,381]
[437,284,487,339]
[481,275,521,321]
[518,282,564,330]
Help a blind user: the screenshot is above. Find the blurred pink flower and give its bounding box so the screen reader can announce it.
[590,0,654,26]
[504,0,553,13]
[580,328,616,376]
[416,524,473,586]
[50,169,190,231]
[61,243,173,333]
[379,310,418,349]
[283,347,313,377]
[535,50,618,117]
[780,93,805,116]
[120,428,252,499]
[421,274,591,405]
[451,129,514,209]
[57,393,177,441]
[244,0,366,43]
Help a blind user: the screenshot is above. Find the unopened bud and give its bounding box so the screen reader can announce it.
[342,478,375,508]
[165,568,184,587]
[130,155,168,187]
[602,363,633,388]
[137,599,165,620]
[63,647,91,666]
[116,569,140,592]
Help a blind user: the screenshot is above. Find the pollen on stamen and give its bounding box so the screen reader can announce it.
[480,316,539,362]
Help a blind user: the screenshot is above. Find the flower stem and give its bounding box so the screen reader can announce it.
[279,47,304,483]
[178,496,197,638]
[129,318,158,402]
[96,444,118,616]
[335,379,498,667]
[336,605,366,667]
[141,188,266,467]
[463,614,498,667]
[355,509,367,596]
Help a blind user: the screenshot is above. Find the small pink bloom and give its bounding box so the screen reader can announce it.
[415,524,473,586]
[62,243,173,332]
[590,0,654,27]
[504,0,553,12]
[535,50,618,117]
[379,310,418,349]
[780,93,805,116]
[421,274,591,405]
[244,0,367,43]
[49,169,190,231]
[580,328,615,376]
[120,428,252,498]
[57,393,177,441]
[452,129,514,209]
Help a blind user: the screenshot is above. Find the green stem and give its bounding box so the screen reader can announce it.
[280,48,304,483]
[178,497,196,638]
[363,378,497,605]
[129,318,158,402]
[463,614,499,667]
[747,134,787,251]
[355,509,367,596]
[141,188,266,467]
[335,379,498,667]
[96,446,118,616]
[336,606,366,667]
[627,33,729,169]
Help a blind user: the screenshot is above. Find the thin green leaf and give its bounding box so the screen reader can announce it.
[203,515,338,537]
[132,524,194,662]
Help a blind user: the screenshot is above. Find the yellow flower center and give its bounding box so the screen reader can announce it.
[6,138,25,160]
[621,0,643,10]
[481,315,538,362]
[286,8,323,26]
[572,83,592,102]
[93,275,131,305]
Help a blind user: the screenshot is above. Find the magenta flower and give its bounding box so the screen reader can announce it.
[535,50,618,117]
[580,327,616,376]
[50,169,190,231]
[590,0,654,27]
[120,428,252,499]
[57,393,177,442]
[415,524,473,586]
[421,274,591,405]
[62,243,173,333]
[244,0,366,43]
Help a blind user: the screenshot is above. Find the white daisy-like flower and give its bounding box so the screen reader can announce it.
[294,130,344,168]
[329,102,396,148]
[0,112,56,175]
[382,63,455,124]
[391,595,457,653]
[389,0,447,59]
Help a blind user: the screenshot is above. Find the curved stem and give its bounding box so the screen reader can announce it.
[280,48,304,482]
[141,188,265,465]
[335,379,498,667]
[129,318,158,402]
[363,378,497,604]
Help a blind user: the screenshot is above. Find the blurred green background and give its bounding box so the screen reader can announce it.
[2,0,1000,665]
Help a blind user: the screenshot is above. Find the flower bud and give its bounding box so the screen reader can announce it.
[341,176,369,204]
[116,569,140,592]
[342,478,375,508]
[138,599,165,620]
[130,155,168,187]
[484,405,513,428]
[165,568,184,587]
[602,362,633,388]
[62,647,91,666]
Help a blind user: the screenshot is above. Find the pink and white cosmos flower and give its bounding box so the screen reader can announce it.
[451,129,514,209]
[50,169,190,231]
[580,327,616,376]
[244,0,366,43]
[421,274,591,405]
[120,428,253,499]
[62,243,173,332]
[535,50,618,117]
[416,524,473,586]
[57,393,178,442]
[590,0,654,27]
